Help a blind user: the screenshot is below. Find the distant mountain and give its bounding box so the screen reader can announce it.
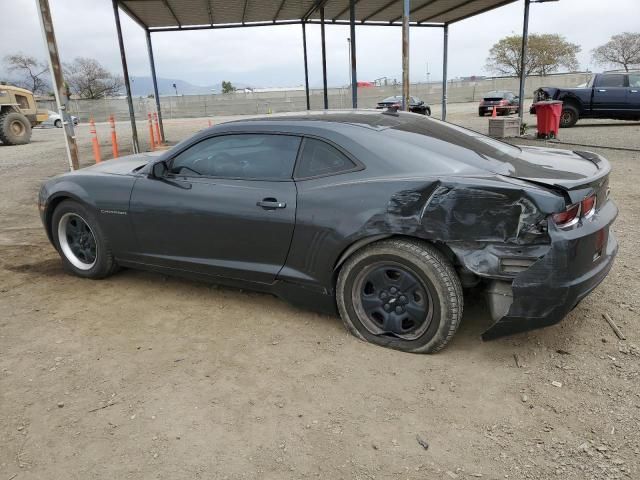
[129,77,253,96]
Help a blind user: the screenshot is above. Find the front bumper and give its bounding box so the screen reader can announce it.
[482,199,618,340]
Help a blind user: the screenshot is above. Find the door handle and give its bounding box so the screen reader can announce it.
[257,198,286,209]
[597,89,607,92]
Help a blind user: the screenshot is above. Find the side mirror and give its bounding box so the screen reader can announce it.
[150,160,168,179]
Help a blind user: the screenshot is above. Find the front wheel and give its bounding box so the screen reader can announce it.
[424,107,431,116]
[51,200,118,279]
[0,111,32,145]
[54,119,62,128]
[336,239,463,353]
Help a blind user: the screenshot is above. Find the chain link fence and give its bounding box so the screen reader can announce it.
[37,72,592,123]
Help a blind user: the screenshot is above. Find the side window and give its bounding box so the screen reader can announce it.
[15,94,29,109]
[596,74,626,88]
[296,138,357,179]
[629,74,640,88]
[170,134,301,180]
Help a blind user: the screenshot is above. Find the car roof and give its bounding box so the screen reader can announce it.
[223,110,422,131]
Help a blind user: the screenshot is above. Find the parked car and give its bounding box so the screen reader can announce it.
[376,95,431,115]
[39,111,617,353]
[478,91,519,116]
[41,110,79,128]
[530,71,640,127]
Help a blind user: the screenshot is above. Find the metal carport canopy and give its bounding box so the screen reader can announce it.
[119,0,517,29]
[113,0,520,152]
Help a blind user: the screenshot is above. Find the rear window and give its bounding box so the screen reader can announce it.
[295,138,357,178]
[484,91,506,98]
[381,96,401,103]
[377,115,521,175]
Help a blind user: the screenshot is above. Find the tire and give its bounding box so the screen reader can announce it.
[336,239,463,353]
[51,200,118,279]
[54,119,62,128]
[560,104,579,128]
[478,110,485,117]
[0,110,32,145]
[425,107,431,116]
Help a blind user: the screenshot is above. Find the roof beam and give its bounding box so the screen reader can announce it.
[332,0,361,21]
[361,0,398,23]
[116,1,148,29]
[149,19,302,32]
[418,0,479,23]
[273,0,287,22]
[302,0,330,21]
[389,0,437,23]
[205,0,213,25]
[161,0,181,27]
[447,0,516,24]
[242,0,249,24]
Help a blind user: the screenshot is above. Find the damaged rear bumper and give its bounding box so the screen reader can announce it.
[482,199,618,340]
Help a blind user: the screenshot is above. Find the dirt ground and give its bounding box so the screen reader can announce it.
[1,103,639,480]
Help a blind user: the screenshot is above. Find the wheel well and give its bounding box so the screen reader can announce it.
[45,196,72,242]
[559,97,580,112]
[332,234,457,285]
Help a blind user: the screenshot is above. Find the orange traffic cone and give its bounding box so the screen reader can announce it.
[109,115,119,159]
[491,106,497,117]
[147,113,155,151]
[89,117,101,164]
[153,112,161,146]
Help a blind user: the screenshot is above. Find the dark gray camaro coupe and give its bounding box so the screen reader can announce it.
[39,111,618,353]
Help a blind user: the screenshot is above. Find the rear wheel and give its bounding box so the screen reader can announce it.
[51,200,118,279]
[54,119,62,128]
[560,105,579,128]
[0,111,32,145]
[336,239,463,353]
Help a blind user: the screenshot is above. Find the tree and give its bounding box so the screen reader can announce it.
[486,34,580,77]
[221,80,236,94]
[64,57,123,99]
[3,54,49,94]
[592,33,640,72]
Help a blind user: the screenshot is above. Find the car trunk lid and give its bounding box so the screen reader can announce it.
[503,146,610,203]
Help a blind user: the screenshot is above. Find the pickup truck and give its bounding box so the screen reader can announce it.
[530,71,640,127]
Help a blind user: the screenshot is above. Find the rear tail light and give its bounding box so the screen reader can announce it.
[581,194,596,218]
[552,203,580,228]
[551,194,597,228]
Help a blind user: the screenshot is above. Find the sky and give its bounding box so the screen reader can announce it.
[1,0,638,90]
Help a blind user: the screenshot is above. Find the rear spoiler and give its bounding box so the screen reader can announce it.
[573,150,603,168]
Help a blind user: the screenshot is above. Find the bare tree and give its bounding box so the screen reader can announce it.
[486,34,580,77]
[65,57,123,99]
[3,53,49,94]
[592,33,640,72]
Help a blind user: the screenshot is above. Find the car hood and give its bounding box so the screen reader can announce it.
[503,146,608,192]
[80,151,164,175]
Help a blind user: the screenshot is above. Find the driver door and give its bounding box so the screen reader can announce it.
[128,133,300,285]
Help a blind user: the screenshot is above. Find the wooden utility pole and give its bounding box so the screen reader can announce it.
[402,0,410,111]
[35,0,80,170]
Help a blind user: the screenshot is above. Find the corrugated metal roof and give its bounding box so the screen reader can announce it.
[119,0,518,30]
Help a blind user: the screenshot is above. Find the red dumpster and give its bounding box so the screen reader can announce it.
[533,100,563,139]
